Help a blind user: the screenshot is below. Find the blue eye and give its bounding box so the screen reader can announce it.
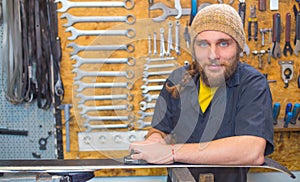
[219,41,229,47]
[196,40,209,47]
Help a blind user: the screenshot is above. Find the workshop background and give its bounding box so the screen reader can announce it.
[0,0,300,179]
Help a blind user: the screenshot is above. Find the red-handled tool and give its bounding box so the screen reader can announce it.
[283,13,293,56]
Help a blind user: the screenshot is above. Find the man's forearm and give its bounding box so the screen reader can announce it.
[174,135,266,165]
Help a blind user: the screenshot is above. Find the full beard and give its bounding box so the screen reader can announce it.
[198,53,239,87]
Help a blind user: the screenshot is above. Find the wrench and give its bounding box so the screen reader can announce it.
[67,42,135,55]
[71,55,136,67]
[150,3,199,22]
[141,85,163,94]
[175,20,180,55]
[137,120,151,129]
[143,94,159,102]
[55,0,135,12]
[84,123,133,132]
[83,114,135,123]
[77,93,133,104]
[148,34,152,55]
[166,22,174,56]
[138,111,154,119]
[143,70,173,78]
[174,0,182,19]
[283,13,293,57]
[146,57,177,63]
[72,68,134,80]
[144,63,177,71]
[78,104,133,114]
[66,26,136,40]
[60,13,136,27]
[139,101,156,111]
[153,32,158,55]
[142,78,166,85]
[160,28,167,57]
[74,80,133,92]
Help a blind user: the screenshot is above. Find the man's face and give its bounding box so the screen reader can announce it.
[193,31,239,87]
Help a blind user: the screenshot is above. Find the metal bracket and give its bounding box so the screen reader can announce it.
[278,60,294,88]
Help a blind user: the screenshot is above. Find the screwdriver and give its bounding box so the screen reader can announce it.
[284,112,293,128]
[184,21,191,48]
[272,102,280,125]
[291,103,300,124]
[284,103,293,122]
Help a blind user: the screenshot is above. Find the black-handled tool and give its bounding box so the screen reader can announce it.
[272,102,281,125]
[0,128,28,136]
[291,103,300,124]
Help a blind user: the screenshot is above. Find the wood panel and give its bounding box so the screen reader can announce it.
[56,0,300,177]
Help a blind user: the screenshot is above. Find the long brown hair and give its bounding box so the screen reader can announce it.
[165,61,200,98]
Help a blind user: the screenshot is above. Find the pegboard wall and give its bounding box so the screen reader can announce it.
[0,23,57,159]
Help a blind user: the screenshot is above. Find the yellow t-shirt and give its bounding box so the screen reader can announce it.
[198,79,218,113]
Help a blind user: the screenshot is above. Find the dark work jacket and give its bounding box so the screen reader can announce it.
[152,62,274,182]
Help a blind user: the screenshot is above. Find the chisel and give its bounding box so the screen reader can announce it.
[284,103,293,122]
[291,103,300,124]
[272,102,280,125]
[284,112,293,128]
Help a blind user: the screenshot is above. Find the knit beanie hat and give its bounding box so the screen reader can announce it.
[191,4,245,51]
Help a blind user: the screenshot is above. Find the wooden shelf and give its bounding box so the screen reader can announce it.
[274,118,300,132]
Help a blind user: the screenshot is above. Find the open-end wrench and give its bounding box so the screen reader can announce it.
[150,3,199,22]
[72,68,134,80]
[141,85,163,94]
[143,70,173,78]
[148,34,152,55]
[138,111,154,119]
[74,80,133,92]
[166,22,174,56]
[174,0,182,19]
[175,20,180,55]
[272,13,282,58]
[144,63,177,71]
[66,27,136,40]
[71,55,136,67]
[153,32,157,55]
[77,93,133,104]
[60,13,136,27]
[55,0,135,12]
[146,57,176,63]
[67,42,135,55]
[83,114,135,123]
[283,13,293,57]
[137,120,151,129]
[160,28,167,57]
[142,78,166,85]
[139,101,156,111]
[84,123,133,132]
[78,104,133,114]
[294,11,300,56]
[143,94,159,102]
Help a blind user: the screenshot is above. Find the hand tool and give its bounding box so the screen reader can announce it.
[77,93,133,104]
[150,2,201,22]
[124,150,148,164]
[146,57,176,63]
[284,112,293,128]
[248,5,258,41]
[138,111,154,119]
[136,120,152,129]
[189,0,197,25]
[83,114,135,124]
[141,85,163,94]
[159,28,167,57]
[238,0,246,27]
[252,50,266,69]
[0,128,28,136]
[144,63,177,71]
[143,70,173,78]
[85,123,133,132]
[78,104,133,115]
[258,0,266,11]
[153,32,158,55]
[59,104,72,152]
[272,102,280,125]
[71,55,136,67]
[60,13,136,27]
[143,94,159,102]
[174,0,182,19]
[55,0,135,12]
[166,22,174,56]
[139,101,156,111]
[143,78,166,85]
[293,8,300,55]
[175,20,180,55]
[148,34,152,55]
[278,60,294,88]
[290,103,300,124]
[283,13,293,56]
[65,27,136,40]
[267,48,271,64]
[272,13,282,58]
[284,103,293,122]
[67,42,135,55]
[184,21,191,48]
[72,68,134,80]
[260,28,272,46]
[240,43,250,57]
[218,0,235,4]
[74,80,133,92]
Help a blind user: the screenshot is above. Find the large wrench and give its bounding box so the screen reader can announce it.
[146,57,177,63]
[139,101,156,111]
[71,55,136,67]
[136,120,151,129]
[76,93,133,104]
[143,70,173,78]
[74,80,133,92]
[78,104,133,114]
[72,68,134,80]
[138,111,154,119]
[84,123,133,132]
[66,27,136,40]
[67,42,135,55]
[143,94,159,102]
[142,78,166,85]
[141,85,163,94]
[150,3,199,22]
[60,13,136,27]
[55,0,135,12]
[144,63,177,71]
[83,114,135,123]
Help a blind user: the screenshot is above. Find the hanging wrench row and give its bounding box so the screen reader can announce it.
[148,20,181,56]
[78,103,133,115]
[72,68,134,80]
[55,0,135,12]
[74,80,133,92]
[76,93,133,104]
[83,113,135,124]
